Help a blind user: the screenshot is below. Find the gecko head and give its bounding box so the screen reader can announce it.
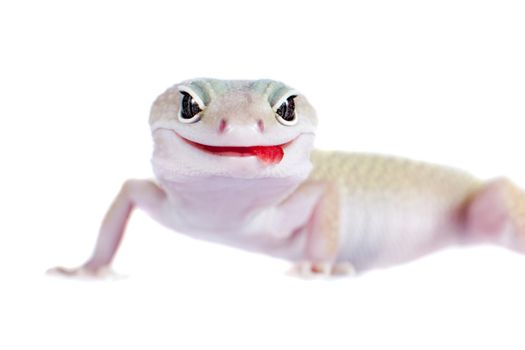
[149,78,317,180]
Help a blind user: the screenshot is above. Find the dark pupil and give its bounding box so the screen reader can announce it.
[180,92,202,119]
[276,96,296,121]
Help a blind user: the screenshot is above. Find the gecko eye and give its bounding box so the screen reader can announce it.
[179,91,203,123]
[275,95,297,126]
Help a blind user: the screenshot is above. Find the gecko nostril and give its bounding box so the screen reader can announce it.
[257,119,265,133]
[219,119,228,134]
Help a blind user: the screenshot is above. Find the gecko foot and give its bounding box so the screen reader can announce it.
[288,261,356,279]
[46,265,119,280]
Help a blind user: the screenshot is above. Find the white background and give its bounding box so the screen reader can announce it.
[1,0,525,349]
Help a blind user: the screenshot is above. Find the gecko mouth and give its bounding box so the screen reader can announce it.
[179,135,290,165]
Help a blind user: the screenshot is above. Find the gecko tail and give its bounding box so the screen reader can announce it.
[465,177,525,251]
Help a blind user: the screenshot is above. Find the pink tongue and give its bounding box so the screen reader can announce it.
[251,146,284,164]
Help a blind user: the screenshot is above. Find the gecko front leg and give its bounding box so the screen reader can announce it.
[49,179,167,277]
[286,182,355,278]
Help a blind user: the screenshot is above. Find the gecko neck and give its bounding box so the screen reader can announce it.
[157,174,307,231]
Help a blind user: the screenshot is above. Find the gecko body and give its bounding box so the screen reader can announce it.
[52,79,525,277]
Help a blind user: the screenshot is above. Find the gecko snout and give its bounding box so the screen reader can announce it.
[218,118,228,133]
[218,118,265,134]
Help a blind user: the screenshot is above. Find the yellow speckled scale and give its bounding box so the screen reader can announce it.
[310,150,481,195]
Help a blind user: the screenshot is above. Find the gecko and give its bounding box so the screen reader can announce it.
[50,78,525,277]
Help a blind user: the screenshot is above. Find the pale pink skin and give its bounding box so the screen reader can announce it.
[50,79,525,277]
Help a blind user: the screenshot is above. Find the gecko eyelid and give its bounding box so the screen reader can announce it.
[178,85,206,109]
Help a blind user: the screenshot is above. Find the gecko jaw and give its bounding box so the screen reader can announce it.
[177,133,294,164]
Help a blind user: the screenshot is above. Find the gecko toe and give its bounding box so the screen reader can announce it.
[288,261,355,279]
[46,265,120,280]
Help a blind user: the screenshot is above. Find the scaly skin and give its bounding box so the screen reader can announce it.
[307,151,482,271]
[50,78,525,278]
